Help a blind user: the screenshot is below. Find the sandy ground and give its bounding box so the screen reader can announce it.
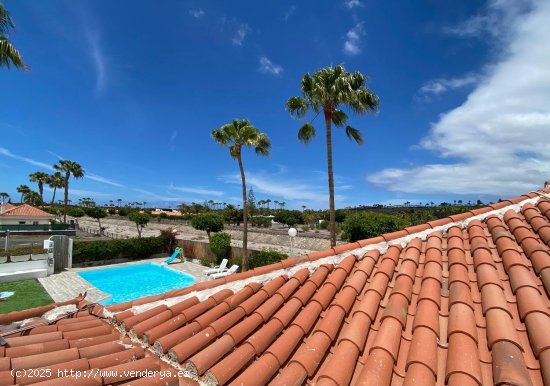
[77,217,343,256]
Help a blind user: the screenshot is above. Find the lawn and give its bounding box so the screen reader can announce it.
[0,279,53,314]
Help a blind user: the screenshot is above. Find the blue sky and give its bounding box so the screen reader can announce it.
[1,0,549,209]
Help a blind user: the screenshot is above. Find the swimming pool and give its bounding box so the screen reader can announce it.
[78,263,196,305]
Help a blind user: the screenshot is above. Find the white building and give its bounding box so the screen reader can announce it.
[0,203,54,225]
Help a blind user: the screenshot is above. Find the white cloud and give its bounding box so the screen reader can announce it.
[419,73,481,97]
[189,8,205,19]
[258,57,283,76]
[343,23,364,55]
[86,173,124,188]
[232,23,250,46]
[169,184,224,197]
[283,5,296,21]
[368,0,550,196]
[344,0,362,9]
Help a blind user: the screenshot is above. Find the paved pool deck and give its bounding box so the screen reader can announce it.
[38,257,207,303]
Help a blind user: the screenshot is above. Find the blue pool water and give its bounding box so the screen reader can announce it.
[78,263,196,305]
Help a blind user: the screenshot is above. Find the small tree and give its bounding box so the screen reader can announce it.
[209,232,231,264]
[191,212,224,239]
[342,212,405,242]
[85,207,107,236]
[68,207,85,218]
[129,211,151,238]
[159,228,178,253]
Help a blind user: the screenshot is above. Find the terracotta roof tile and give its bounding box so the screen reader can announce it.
[0,203,53,217]
[6,188,550,385]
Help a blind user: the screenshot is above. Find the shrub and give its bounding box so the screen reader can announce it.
[341,212,406,242]
[319,220,329,230]
[72,237,163,264]
[108,207,116,215]
[159,228,178,253]
[248,249,288,269]
[209,232,231,264]
[250,216,271,228]
[68,208,85,217]
[118,207,129,217]
[191,213,224,238]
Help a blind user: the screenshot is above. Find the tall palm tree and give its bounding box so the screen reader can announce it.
[47,171,64,205]
[29,171,49,208]
[0,3,29,70]
[212,118,271,271]
[286,65,379,246]
[16,184,30,203]
[53,160,84,223]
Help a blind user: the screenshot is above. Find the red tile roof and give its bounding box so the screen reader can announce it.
[3,188,550,385]
[0,204,53,217]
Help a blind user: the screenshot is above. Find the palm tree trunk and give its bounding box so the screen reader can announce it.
[324,109,336,247]
[63,174,69,223]
[237,151,249,271]
[38,182,44,208]
[51,187,57,205]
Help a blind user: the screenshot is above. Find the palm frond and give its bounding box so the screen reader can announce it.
[286,96,309,119]
[297,122,316,144]
[0,5,15,35]
[344,125,363,144]
[254,133,271,156]
[331,110,349,127]
[0,37,29,70]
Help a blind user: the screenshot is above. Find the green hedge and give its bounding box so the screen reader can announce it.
[248,249,288,269]
[0,247,45,257]
[72,237,163,263]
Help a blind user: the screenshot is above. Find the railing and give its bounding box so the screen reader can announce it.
[0,224,70,231]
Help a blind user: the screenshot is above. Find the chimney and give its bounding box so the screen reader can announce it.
[0,203,4,214]
[545,180,550,189]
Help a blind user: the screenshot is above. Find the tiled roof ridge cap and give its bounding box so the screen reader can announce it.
[110,190,550,318]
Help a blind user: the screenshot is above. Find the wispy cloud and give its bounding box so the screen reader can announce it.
[0,147,53,170]
[170,130,178,143]
[47,150,64,160]
[169,184,224,196]
[283,5,296,21]
[81,13,107,93]
[343,22,364,55]
[344,0,362,9]
[258,57,283,76]
[418,72,481,99]
[45,187,110,198]
[368,0,550,196]
[189,8,205,19]
[86,173,124,188]
[222,171,346,208]
[443,0,532,41]
[133,188,194,203]
[232,23,250,46]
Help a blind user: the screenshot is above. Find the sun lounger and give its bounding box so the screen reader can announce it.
[202,259,228,277]
[165,247,183,264]
[209,264,238,280]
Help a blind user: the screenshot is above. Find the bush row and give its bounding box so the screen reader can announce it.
[72,237,163,263]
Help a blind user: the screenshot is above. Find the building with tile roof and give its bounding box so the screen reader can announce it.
[0,204,54,226]
[1,187,550,385]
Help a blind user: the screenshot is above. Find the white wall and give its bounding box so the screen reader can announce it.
[0,216,52,225]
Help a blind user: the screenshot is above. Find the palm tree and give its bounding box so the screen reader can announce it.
[16,184,30,203]
[0,192,9,203]
[117,198,122,207]
[53,160,84,223]
[0,3,29,70]
[29,171,49,208]
[212,118,271,271]
[286,65,379,246]
[47,172,64,205]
